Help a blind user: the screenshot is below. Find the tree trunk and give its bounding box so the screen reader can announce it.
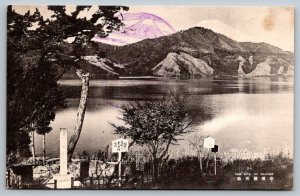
[42,134,46,165]
[31,130,36,165]
[153,158,159,184]
[67,69,90,162]
[199,151,203,172]
[206,155,210,171]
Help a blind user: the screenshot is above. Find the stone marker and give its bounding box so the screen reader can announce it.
[53,128,73,189]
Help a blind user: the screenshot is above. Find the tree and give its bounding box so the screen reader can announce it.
[7,5,129,163]
[7,7,65,161]
[111,94,197,182]
[67,70,90,162]
[42,5,129,162]
[188,134,205,173]
[35,111,56,165]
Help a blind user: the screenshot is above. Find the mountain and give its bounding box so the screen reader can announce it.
[152,52,214,78]
[91,12,175,46]
[197,20,252,42]
[63,56,122,79]
[69,26,294,79]
[245,56,293,77]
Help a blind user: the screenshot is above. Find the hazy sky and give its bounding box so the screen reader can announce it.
[129,6,294,52]
[13,6,294,52]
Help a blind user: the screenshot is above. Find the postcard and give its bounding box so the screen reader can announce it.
[6,5,294,190]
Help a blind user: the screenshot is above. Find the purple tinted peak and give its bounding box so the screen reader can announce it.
[92,12,176,46]
[119,12,176,32]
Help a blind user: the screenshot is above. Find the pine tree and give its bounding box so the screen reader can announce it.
[7,5,129,163]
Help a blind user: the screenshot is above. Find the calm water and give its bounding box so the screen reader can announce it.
[34,77,294,157]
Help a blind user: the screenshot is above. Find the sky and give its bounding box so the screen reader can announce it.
[129,6,294,52]
[13,6,294,52]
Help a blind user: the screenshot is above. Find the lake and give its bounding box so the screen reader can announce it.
[34,77,294,158]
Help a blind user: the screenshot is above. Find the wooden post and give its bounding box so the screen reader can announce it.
[214,152,217,175]
[71,177,74,188]
[42,134,46,165]
[17,176,20,189]
[31,130,35,165]
[54,180,57,189]
[147,169,149,183]
[7,170,11,188]
[118,151,122,186]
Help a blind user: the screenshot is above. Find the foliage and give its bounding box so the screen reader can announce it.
[152,153,292,189]
[7,6,64,159]
[113,95,194,157]
[111,93,201,181]
[7,5,128,161]
[187,134,206,172]
[222,152,293,187]
[96,145,110,161]
[188,134,205,154]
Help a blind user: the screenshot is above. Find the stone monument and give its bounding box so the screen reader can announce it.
[53,128,73,189]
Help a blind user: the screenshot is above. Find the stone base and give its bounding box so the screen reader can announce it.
[53,174,73,189]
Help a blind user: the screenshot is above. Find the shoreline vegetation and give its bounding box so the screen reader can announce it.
[62,74,294,81]
[7,149,292,190]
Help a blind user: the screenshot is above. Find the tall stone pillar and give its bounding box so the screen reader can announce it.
[60,128,68,176]
[53,128,73,189]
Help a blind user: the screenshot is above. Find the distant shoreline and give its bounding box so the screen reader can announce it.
[59,74,294,84]
[119,76,161,80]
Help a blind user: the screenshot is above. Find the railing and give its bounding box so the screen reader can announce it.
[6,160,279,189]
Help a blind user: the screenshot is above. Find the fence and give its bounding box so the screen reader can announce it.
[6,156,281,189]
[5,160,216,189]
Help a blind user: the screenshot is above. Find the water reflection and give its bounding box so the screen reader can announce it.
[61,77,293,100]
[34,78,293,157]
